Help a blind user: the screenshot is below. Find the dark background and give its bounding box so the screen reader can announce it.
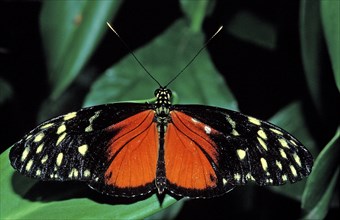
[0,1,338,219]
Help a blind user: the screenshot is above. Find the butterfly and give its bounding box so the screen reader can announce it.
[9,24,313,199]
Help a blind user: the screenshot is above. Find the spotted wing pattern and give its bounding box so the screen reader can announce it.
[9,103,157,197]
[170,105,313,192]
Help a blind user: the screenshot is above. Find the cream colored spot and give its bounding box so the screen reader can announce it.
[25,134,32,140]
[34,133,45,143]
[56,124,66,134]
[257,137,268,151]
[293,153,302,167]
[248,116,261,125]
[290,165,298,177]
[64,112,77,121]
[246,173,252,180]
[56,153,63,166]
[237,149,246,160]
[282,174,288,181]
[41,123,54,129]
[232,129,240,136]
[257,129,267,140]
[95,177,99,182]
[191,118,198,123]
[260,158,268,171]
[222,178,228,185]
[234,173,241,181]
[41,155,48,164]
[226,115,236,128]
[204,126,211,134]
[266,178,273,184]
[36,143,44,154]
[21,147,30,162]
[84,169,91,177]
[56,133,66,146]
[290,139,298,146]
[85,111,101,132]
[36,169,41,176]
[279,138,289,148]
[270,128,283,135]
[279,148,287,159]
[276,160,283,170]
[78,144,88,156]
[68,168,79,178]
[25,159,33,171]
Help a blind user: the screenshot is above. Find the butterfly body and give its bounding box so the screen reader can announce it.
[10,88,313,198]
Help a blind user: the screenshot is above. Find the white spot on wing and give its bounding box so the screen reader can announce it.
[290,165,298,177]
[56,124,66,134]
[40,123,54,129]
[260,158,268,171]
[36,143,44,154]
[56,133,66,146]
[25,159,33,171]
[279,138,290,149]
[279,148,287,159]
[257,129,267,140]
[41,155,48,164]
[33,133,44,143]
[248,116,261,125]
[257,137,268,151]
[21,147,30,162]
[204,126,211,134]
[293,152,302,167]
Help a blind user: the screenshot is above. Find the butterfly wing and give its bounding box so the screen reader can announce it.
[9,103,158,197]
[165,105,313,197]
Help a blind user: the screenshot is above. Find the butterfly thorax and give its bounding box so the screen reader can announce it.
[154,88,172,122]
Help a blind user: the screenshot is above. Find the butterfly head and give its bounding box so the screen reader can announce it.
[154,87,172,117]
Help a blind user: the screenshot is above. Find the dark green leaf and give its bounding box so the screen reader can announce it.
[226,10,277,50]
[84,19,237,110]
[302,128,339,219]
[299,0,324,114]
[40,0,122,100]
[180,0,214,32]
[321,0,340,92]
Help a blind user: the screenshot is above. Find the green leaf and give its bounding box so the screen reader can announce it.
[299,0,324,114]
[268,101,317,200]
[179,0,214,32]
[226,10,277,50]
[84,19,237,110]
[40,0,122,100]
[0,149,177,219]
[321,0,340,92]
[302,128,340,219]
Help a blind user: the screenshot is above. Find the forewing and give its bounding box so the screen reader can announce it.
[9,103,157,197]
[172,105,313,188]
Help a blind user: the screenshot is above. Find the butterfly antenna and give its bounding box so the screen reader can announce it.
[106,22,162,87]
[164,26,223,88]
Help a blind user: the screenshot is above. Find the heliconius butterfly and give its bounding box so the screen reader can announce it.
[9,23,313,199]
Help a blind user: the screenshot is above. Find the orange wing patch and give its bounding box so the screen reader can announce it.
[165,111,220,190]
[105,110,157,188]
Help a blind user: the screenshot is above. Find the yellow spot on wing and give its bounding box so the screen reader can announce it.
[41,155,48,164]
[84,169,91,177]
[276,160,283,170]
[41,123,54,129]
[21,147,30,162]
[36,169,41,176]
[282,174,288,181]
[234,173,241,181]
[69,168,79,178]
[290,165,298,177]
[78,144,88,156]
[56,124,66,134]
[293,153,302,167]
[257,137,268,151]
[260,158,268,171]
[279,148,287,159]
[56,153,63,166]
[36,143,44,154]
[56,133,66,146]
[269,128,283,135]
[279,138,289,148]
[290,139,298,146]
[237,149,246,160]
[257,129,267,140]
[25,159,33,171]
[34,133,45,143]
[64,112,77,121]
[248,116,261,125]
